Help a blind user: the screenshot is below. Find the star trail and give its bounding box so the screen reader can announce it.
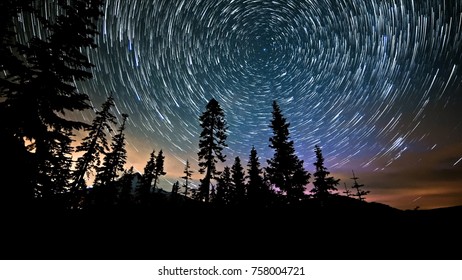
[17,0,462,209]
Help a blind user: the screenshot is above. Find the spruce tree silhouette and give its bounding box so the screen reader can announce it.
[0,0,104,208]
[136,150,157,206]
[171,181,181,203]
[197,98,228,203]
[0,2,35,205]
[150,149,167,204]
[343,182,352,197]
[246,146,267,207]
[266,101,310,204]
[152,150,166,191]
[215,166,232,206]
[117,166,136,207]
[181,159,194,197]
[93,113,129,207]
[38,125,75,201]
[24,0,103,196]
[350,170,370,201]
[231,156,246,206]
[172,181,180,194]
[71,94,117,208]
[310,145,339,206]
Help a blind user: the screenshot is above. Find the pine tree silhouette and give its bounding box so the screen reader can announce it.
[343,182,352,197]
[350,170,370,201]
[0,0,104,207]
[310,145,339,206]
[118,166,136,207]
[215,166,232,206]
[27,0,103,190]
[246,146,266,207]
[266,101,310,204]
[93,113,129,207]
[71,94,117,208]
[171,181,180,202]
[0,2,37,208]
[41,126,75,198]
[231,156,246,206]
[152,150,166,191]
[181,159,194,197]
[197,98,228,203]
[172,181,180,195]
[136,149,157,206]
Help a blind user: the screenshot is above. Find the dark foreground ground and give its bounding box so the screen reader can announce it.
[2,198,462,260]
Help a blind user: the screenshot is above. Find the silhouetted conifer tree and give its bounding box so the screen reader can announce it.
[0,0,34,204]
[231,156,246,206]
[246,146,266,206]
[136,150,157,206]
[215,166,232,206]
[266,101,310,204]
[152,150,166,191]
[118,166,135,207]
[181,159,193,197]
[343,182,352,197]
[172,181,180,195]
[41,126,75,197]
[197,98,228,202]
[93,113,128,207]
[71,94,117,207]
[171,181,181,202]
[310,145,339,205]
[29,1,103,175]
[0,0,104,206]
[350,170,369,201]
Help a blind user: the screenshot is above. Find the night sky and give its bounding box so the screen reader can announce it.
[19,0,462,210]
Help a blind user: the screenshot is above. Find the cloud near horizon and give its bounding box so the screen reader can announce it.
[335,142,462,210]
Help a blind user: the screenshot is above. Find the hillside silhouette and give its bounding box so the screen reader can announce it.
[3,194,462,260]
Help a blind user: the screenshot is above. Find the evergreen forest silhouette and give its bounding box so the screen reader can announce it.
[1,0,460,260]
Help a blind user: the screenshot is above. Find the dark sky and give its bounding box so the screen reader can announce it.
[19,0,462,210]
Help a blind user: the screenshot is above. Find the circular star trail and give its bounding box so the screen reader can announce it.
[85,0,461,167]
[19,0,462,207]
